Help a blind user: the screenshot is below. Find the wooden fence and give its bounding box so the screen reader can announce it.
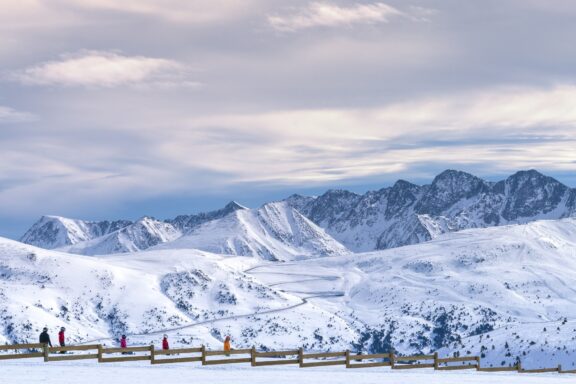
[0,343,574,375]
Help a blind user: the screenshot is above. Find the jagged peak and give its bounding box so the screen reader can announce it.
[321,189,360,198]
[432,169,479,184]
[392,179,419,190]
[506,169,560,184]
[223,200,248,211]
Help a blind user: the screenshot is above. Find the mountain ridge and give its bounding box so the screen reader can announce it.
[19,169,576,255]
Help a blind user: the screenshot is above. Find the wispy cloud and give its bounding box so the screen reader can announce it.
[10,51,198,89]
[70,0,255,23]
[0,106,35,123]
[268,2,405,31]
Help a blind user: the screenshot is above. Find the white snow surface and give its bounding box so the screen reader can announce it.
[58,217,181,255]
[0,361,571,384]
[3,218,576,371]
[154,201,350,261]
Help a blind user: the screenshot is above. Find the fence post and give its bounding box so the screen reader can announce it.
[201,345,206,366]
[433,352,438,370]
[97,344,103,363]
[389,351,395,368]
[517,360,522,372]
[42,344,49,362]
[149,344,155,364]
[475,356,480,370]
[298,348,304,368]
[558,364,562,373]
[250,347,256,367]
[345,350,350,368]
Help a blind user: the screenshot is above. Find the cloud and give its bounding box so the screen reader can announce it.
[0,106,35,123]
[268,2,405,31]
[10,50,198,89]
[55,0,257,24]
[0,1,258,27]
[165,84,576,184]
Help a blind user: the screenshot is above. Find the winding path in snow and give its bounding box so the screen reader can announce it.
[79,262,345,346]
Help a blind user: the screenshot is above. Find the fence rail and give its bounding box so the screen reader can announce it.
[251,348,300,367]
[392,353,436,370]
[1,342,575,375]
[151,346,203,365]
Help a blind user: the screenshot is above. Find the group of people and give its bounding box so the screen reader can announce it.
[40,328,232,352]
[39,327,66,353]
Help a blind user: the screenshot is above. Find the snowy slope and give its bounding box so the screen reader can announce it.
[0,237,357,351]
[6,217,576,369]
[20,216,132,249]
[154,201,350,261]
[248,218,576,368]
[58,217,181,256]
[289,170,576,252]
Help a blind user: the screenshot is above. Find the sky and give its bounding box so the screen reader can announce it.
[1,0,576,239]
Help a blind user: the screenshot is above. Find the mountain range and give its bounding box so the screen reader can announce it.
[19,169,576,257]
[4,169,576,369]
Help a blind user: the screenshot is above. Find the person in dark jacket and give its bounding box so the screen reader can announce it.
[39,327,52,347]
[58,327,66,353]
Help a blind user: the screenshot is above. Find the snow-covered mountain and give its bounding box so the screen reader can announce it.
[4,218,576,369]
[154,201,350,261]
[58,217,181,256]
[166,201,247,232]
[0,237,357,350]
[20,216,132,249]
[20,202,248,256]
[248,218,576,368]
[288,170,576,252]
[20,170,576,257]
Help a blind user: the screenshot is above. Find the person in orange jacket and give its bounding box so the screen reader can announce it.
[224,336,231,356]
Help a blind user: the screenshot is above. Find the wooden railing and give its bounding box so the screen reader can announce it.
[435,355,480,370]
[0,343,44,360]
[299,350,347,368]
[151,346,203,365]
[392,353,436,369]
[345,351,392,369]
[251,348,300,367]
[201,347,253,365]
[47,344,100,362]
[98,345,153,363]
[0,343,575,375]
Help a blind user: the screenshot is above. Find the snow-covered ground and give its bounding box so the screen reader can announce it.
[0,360,572,384]
[3,218,576,372]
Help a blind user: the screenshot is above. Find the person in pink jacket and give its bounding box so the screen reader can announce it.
[120,335,128,354]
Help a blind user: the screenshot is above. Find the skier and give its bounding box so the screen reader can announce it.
[120,335,128,354]
[224,336,231,356]
[39,327,52,347]
[162,334,169,351]
[58,327,66,354]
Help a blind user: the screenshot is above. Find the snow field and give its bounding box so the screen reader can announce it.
[0,360,573,384]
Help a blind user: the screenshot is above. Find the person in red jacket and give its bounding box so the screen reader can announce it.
[162,334,169,350]
[120,335,128,354]
[58,327,66,354]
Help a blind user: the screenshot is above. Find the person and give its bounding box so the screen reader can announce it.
[162,334,169,351]
[224,336,231,356]
[120,335,128,354]
[39,327,52,347]
[58,327,66,354]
